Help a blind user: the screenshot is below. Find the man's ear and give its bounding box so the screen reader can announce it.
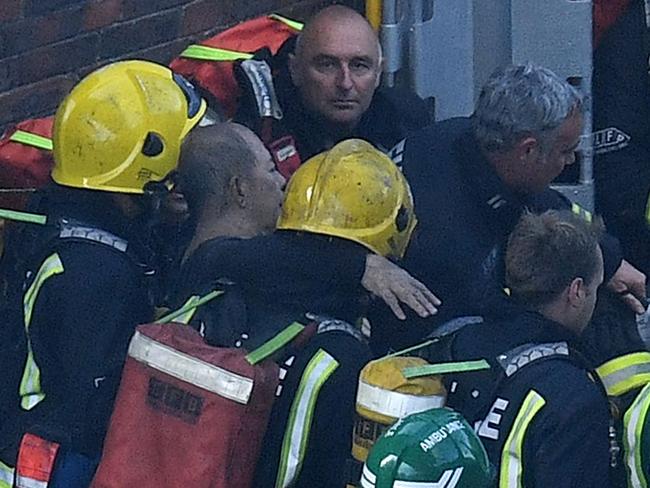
[288,53,302,87]
[567,277,585,308]
[230,175,247,208]
[514,136,541,163]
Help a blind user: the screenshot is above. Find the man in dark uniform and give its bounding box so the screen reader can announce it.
[234,5,431,178]
[442,210,612,487]
[371,63,647,354]
[0,60,206,487]
[593,0,650,276]
[174,125,433,488]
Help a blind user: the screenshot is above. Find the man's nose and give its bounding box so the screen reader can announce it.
[336,65,354,91]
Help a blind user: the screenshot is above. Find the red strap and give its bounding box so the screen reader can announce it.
[16,433,59,486]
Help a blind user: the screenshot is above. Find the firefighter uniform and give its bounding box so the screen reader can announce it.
[173,140,415,488]
[440,311,614,487]
[234,37,431,173]
[0,60,206,487]
[593,0,650,276]
[371,116,624,354]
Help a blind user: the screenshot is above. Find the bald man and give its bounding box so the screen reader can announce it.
[234,5,430,178]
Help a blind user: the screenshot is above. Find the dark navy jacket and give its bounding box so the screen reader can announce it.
[371,117,623,354]
[440,311,613,487]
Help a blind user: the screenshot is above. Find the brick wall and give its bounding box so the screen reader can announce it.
[0,0,362,132]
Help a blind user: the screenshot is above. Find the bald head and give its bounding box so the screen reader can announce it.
[290,6,382,130]
[179,123,258,214]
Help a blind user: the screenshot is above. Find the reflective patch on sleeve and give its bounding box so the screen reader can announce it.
[19,253,64,410]
[596,352,650,397]
[624,383,650,488]
[275,349,339,488]
[499,389,546,488]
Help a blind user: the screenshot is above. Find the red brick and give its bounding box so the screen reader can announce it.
[25,0,85,16]
[0,5,84,58]
[1,33,99,90]
[181,0,233,36]
[83,0,124,31]
[97,9,182,59]
[122,0,189,19]
[0,0,23,22]
[0,74,75,129]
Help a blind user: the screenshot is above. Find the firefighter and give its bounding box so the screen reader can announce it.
[592,0,650,276]
[371,62,647,354]
[0,60,206,487]
[360,408,494,488]
[174,130,434,488]
[234,5,431,176]
[442,210,613,487]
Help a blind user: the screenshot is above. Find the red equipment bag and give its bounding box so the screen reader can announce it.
[0,117,54,211]
[90,323,280,488]
[170,14,302,119]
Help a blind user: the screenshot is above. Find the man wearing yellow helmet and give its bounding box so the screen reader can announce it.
[173,130,438,488]
[0,60,206,488]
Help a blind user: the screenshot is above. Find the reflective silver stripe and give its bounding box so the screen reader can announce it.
[275,349,339,488]
[0,460,14,488]
[128,330,253,404]
[360,464,377,488]
[20,253,64,410]
[624,383,650,488]
[499,389,546,488]
[356,379,445,419]
[15,475,47,488]
[596,352,650,397]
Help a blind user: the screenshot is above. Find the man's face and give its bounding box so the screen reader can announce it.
[244,132,286,232]
[520,111,583,194]
[290,16,381,130]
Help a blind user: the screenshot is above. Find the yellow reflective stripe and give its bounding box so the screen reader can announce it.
[156,290,223,324]
[275,349,339,488]
[19,253,64,410]
[646,193,650,227]
[571,202,593,222]
[596,352,650,397]
[624,383,650,488]
[268,14,304,31]
[9,130,53,151]
[0,459,14,488]
[499,389,546,488]
[180,44,253,61]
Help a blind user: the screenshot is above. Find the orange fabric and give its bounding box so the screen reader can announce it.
[16,433,60,483]
[170,16,299,119]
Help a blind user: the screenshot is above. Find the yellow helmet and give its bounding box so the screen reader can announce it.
[52,60,207,194]
[277,139,417,258]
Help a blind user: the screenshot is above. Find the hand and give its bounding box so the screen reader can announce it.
[361,254,442,320]
[607,259,647,314]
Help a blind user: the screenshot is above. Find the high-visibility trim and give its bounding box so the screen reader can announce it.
[275,349,339,488]
[403,359,491,378]
[360,464,464,488]
[0,208,47,225]
[9,130,53,151]
[356,380,445,419]
[499,389,546,488]
[180,44,254,62]
[624,383,650,488]
[360,464,376,488]
[571,202,593,222]
[19,253,64,410]
[156,290,224,324]
[596,352,650,397]
[245,322,305,365]
[268,14,304,31]
[0,460,14,488]
[128,330,253,404]
[646,193,650,228]
[15,476,47,488]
